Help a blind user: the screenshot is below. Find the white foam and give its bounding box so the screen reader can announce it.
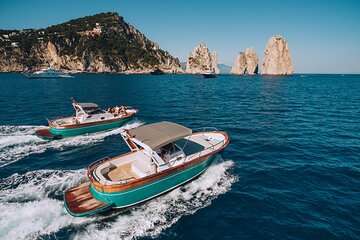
[75,157,237,240]
[0,125,45,148]
[0,169,95,240]
[0,199,77,240]
[0,169,86,202]
[0,120,143,168]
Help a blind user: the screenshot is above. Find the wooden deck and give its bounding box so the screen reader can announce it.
[64,182,111,216]
[35,128,62,140]
[106,162,138,181]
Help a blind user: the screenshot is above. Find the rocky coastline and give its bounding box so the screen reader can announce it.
[0,13,183,74]
[0,12,293,75]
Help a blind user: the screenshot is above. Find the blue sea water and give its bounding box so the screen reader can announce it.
[0,73,359,239]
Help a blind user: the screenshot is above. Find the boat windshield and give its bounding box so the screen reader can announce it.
[157,143,182,158]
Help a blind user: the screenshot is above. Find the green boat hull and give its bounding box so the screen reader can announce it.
[49,117,132,137]
[90,155,215,208]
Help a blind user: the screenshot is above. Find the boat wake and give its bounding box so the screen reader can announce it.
[0,120,143,168]
[0,157,236,239]
[0,169,94,240]
[74,156,237,240]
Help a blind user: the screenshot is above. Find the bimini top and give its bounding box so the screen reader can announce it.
[129,121,192,149]
[77,103,99,108]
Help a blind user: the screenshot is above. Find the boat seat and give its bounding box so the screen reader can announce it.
[131,157,154,178]
[94,162,116,184]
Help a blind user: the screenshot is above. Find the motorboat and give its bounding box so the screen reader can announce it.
[25,66,73,78]
[203,68,216,78]
[35,98,138,139]
[64,121,229,217]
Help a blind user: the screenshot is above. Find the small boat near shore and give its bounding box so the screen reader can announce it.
[150,68,165,75]
[36,99,138,139]
[64,121,229,217]
[25,66,73,78]
[203,68,217,78]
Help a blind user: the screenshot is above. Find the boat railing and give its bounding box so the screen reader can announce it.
[48,116,65,121]
[183,136,225,163]
[192,127,219,133]
[180,127,220,151]
[88,156,111,171]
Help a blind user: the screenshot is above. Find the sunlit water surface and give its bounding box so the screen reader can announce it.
[0,73,359,239]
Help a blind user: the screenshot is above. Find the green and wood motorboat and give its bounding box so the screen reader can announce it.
[36,99,138,139]
[64,121,230,217]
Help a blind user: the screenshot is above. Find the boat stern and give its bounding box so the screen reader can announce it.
[35,128,63,140]
[64,182,113,217]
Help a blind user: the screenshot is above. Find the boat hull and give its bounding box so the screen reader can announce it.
[27,75,71,78]
[203,74,216,78]
[90,154,215,208]
[35,128,63,140]
[49,117,132,137]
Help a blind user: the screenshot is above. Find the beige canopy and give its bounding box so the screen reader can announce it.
[129,121,192,149]
[78,103,99,108]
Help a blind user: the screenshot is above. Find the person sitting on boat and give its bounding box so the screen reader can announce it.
[107,107,111,113]
[109,107,116,114]
[120,105,127,116]
[114,106,120,115]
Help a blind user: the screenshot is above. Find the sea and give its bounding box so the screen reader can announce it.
[0,73,359,240]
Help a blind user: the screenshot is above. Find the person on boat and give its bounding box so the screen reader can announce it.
[160,148,167,160]
[120,105,127,116]
[109,107,115,114]
[114,106,120,115]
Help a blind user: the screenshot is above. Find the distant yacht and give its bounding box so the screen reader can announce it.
[25,65,73,78]
[203,68,216,78]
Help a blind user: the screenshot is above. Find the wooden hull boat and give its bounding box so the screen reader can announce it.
[64,122,230,217]
[46,116,134,137]
[36,99,138,139]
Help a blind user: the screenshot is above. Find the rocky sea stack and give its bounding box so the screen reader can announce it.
[231,48,258,75]
[0,12,182,73]
[262,35,293,75]
[186,43,219,74]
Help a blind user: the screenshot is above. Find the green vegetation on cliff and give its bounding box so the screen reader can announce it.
[0,12,180,72]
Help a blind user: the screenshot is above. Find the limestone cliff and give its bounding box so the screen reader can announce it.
[0,12,182,73]
[211,52,220,74]
[231,48,258,75]
[186,43,219,74]
[262,35,293,75]
[231,52,247,75]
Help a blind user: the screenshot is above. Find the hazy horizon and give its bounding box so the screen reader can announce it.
[1,0,359,74]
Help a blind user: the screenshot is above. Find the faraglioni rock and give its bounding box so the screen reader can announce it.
[230,48,258,75]
[231,52,246,75]
[262,35,293,75]
[186,43,219,74]
[211,52,220,74]
[0,12,182,73]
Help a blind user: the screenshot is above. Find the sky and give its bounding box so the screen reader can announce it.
[0,0,359,73]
